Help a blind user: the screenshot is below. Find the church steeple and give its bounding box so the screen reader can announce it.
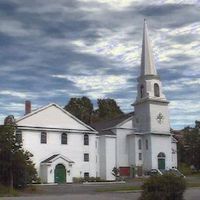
[134,20,167,103]
[140,19,157,76]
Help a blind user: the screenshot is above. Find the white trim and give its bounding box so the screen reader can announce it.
[41,154,75,164]
[104,135,117,138]
[17,125,97,134]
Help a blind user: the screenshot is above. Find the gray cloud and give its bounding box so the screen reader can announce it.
[0,0,199,129]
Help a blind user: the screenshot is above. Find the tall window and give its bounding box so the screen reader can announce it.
[154,83,160,97]
[16,130,22,143]
[84,153,89,162]
[145,139,148,150]
[61,133,67,144]
[138,139,142,150]
[140,85,144,98]
[84,134,89,145]
[41,132,47,144]
[139,153,142,160]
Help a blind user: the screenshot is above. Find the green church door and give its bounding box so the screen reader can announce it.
[158,159,165,170]
[54,164,66,183]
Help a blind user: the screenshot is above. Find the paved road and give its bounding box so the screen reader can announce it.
[1,179,200,200]
[1,193,140,200]
[1,188,200,200]
[32,182,142,195]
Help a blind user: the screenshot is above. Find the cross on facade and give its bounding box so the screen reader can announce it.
[157,113,164,124]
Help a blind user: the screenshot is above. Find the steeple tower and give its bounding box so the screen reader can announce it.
[133,20,170,134]
[135,19,167,103]
[141,19,157,76]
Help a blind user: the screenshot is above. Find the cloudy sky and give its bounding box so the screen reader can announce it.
[0,0,199,129]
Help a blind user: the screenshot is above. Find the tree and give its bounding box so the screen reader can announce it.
[183,121,200,170]
[64,96,93,124]
[94,98,123,121]
[0,125,38,189]
[64,97,124,124]
[176,121,200,170]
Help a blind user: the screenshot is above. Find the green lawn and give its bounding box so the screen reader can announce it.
[96,185,142,192]
[97,176,200,193]
[186,174,200,188]
[0,185,19,197]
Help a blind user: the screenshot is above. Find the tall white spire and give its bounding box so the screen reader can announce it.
[140,19,157,76]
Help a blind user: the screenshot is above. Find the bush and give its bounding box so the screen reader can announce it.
[73,177,103,183]
[140,174,186,200]
[73,177,84,183]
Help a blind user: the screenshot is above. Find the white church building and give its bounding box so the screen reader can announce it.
[11,20,177,183]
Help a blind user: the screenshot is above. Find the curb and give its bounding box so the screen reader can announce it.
[83,181,126,185]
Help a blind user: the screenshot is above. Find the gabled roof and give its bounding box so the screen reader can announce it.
[91,112,134,135]
[16,103,97,133]
[41,154,74,164]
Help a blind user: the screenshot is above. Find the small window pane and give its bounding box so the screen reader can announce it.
[16,131,22,143]
[41,132,47,144]
[84,134,89,145]
[84,153,89,162]
[61,133,67,144]
[146,139,148,150]
[138,139,142,150]
[140,85,144,98]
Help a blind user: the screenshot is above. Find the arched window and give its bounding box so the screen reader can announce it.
[16,130,22,143]
[41,132,47,144]
[61,133,67,144]
[140,85,144,98]
[154,83,160,97]
[157,152,166,158]
[138,139,142,150]
[84,134,89,145]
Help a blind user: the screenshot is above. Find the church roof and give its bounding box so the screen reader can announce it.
[91,112,134,135]
[140,19,157,76]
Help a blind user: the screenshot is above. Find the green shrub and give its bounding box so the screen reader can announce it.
[95,177,101,182]
[73,177,103,183]
[73,177,84,183]
[140,174,186,200]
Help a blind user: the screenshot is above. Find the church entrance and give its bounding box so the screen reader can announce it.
[157,152,166,170]
[54,164,66,183]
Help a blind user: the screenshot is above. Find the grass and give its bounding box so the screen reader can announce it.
[0,184,40,197]
[187,182,200,188]
[97,175,200,193]
[96,185,142,192]
[190,173,200,178]
[0,185,19,197]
